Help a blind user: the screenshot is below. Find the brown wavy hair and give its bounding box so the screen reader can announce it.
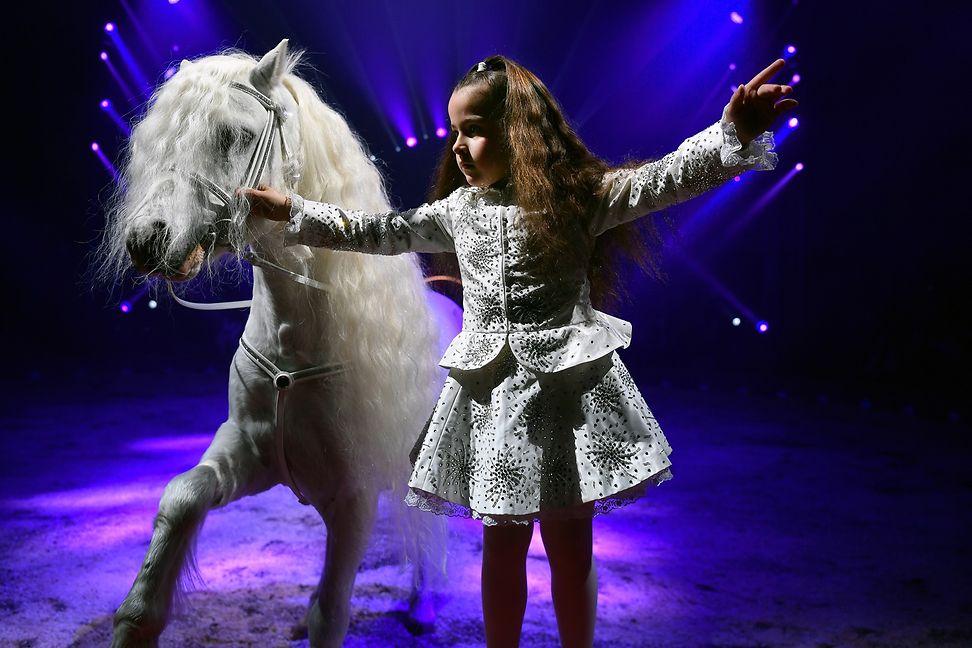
[430,54,666,308]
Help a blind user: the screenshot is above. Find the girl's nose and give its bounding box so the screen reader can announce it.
[452,135,465,155]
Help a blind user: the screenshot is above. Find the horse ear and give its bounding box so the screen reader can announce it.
[250,39,289,92]
[179,59,192,70]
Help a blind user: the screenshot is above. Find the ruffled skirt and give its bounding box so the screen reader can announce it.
[405,346,673,525]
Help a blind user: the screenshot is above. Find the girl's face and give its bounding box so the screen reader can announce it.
[448,85,509,188]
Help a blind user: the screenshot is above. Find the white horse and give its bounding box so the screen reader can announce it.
[98,40,451,647]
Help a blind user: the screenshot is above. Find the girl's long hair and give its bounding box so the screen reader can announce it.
[430,55,666,308]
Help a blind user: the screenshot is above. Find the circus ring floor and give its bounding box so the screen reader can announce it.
[1,369,969,647]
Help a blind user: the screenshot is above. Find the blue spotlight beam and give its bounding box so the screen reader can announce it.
[671,246,760,325]
[90,143,120,183]
[100,100,132,136]
[722,163,803,244]
[106,25,152,94]
[120,0,163,63]
[101,53,138,106]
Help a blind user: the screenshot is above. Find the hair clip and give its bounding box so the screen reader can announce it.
[476,61,487,72]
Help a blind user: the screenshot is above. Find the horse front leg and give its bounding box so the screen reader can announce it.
[112,421,270,647]
[306,489,379,648]
[111,463,218,647]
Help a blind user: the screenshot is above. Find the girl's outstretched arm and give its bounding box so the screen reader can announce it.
[239,184,456,255]
[589,58,798,237]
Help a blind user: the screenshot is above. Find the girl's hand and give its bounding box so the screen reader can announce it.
[725,58,799,146]
[238,184,292,222]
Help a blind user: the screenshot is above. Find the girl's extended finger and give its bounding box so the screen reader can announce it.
[773,98,800,114]
[747,58,785,89]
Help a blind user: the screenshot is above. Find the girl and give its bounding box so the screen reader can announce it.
[244,55,796,647]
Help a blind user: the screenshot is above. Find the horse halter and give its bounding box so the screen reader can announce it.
[167,79,332,309]
[188,80,299,250]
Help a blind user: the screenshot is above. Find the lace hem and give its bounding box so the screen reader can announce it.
[404,467,673,527]
[719,106,778,171]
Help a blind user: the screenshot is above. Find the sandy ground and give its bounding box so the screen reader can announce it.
[1,371,969,647]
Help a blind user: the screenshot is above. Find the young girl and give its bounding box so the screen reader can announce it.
[245,55,796,647]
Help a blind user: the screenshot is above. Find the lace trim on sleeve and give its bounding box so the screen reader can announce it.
[283,192,306,237]
[719,106,778,171]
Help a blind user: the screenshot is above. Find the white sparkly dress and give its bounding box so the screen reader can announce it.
[283,105,777,525]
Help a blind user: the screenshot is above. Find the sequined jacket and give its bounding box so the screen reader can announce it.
[283,105,777,373]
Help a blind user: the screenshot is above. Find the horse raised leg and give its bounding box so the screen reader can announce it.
[112,420,274,647]
[306,490,379,648]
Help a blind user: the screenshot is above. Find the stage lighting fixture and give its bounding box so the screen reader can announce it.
[105,23,115,33]
[730,12,743,24]
[120,302,131,313]
[732,317,741,326]
[756,320,769,333]
[405,136,418,148]
[788,117,798,128]
[791,74,801,84]
[100,52,108,61]
[100,99,110,109]
[795,163,804,171]
[436,127,447,138]
[785,45,797,55]
[148,300,158,309]
[91,142,100,152]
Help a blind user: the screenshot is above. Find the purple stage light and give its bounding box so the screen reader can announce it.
[100,51,108,61]
[791,73,801,84]
[164,66,176,80]
[100,99,110,109]
[168,0,180,4]
[795,162,804,171]
[729,63,736,71]
[435,127,448,138]
[730,11,744,24]
[104,22,115,33]
[786,45,797,55]
[405,136,418,148]
[90,142,100,152]
[120,302,131,313]
[788,117,799,128]
[756,320,769,333]
[733,175,741,182]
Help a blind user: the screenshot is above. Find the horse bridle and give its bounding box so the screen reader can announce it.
[175,80,341,506]
[189,80,298,238]
[168,79,332,309]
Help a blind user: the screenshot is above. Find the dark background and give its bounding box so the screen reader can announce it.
[5,0,968,423]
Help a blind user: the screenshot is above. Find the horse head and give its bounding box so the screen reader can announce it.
[108,40,301,282]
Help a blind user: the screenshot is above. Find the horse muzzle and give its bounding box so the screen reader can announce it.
[126,221,206,281]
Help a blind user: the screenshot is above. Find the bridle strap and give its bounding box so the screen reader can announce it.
[238,336,346,505]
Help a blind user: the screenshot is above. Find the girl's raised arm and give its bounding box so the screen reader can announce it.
[589,59,797,237]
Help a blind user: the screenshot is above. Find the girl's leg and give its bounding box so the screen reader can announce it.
[482,522,535,648]
[538,512,597,648]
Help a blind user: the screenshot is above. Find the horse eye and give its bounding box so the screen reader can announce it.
[213,126,236,153]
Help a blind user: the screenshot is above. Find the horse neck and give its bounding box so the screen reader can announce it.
[241,239,332,367]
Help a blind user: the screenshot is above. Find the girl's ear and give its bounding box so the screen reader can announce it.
[250,39,289,93]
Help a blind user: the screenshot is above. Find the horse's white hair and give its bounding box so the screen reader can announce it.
[98,48,445,575]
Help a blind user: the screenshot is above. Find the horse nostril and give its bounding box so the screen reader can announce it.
[126,221,170,273]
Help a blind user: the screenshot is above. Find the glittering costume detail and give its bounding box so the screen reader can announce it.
[284,104,776,525]
[406,349,676,525]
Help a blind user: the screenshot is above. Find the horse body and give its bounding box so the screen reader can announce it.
[103,41,450,647]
